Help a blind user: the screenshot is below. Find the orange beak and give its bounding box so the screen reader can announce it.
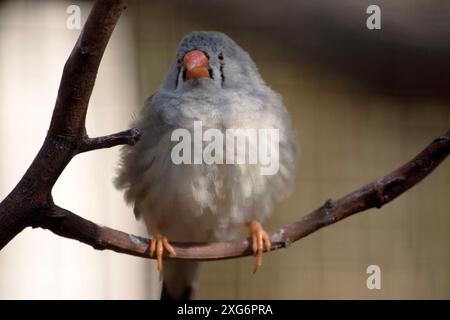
[183,50,210,80]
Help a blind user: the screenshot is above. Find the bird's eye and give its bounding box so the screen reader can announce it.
[177,58,182,64]
[218,53,224,60]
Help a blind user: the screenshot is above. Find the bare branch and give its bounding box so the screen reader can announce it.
[32,130,450,261]
[0,0,129,249]
[0,0,448,267]
[49,0,128,137]
[79,128,141,153]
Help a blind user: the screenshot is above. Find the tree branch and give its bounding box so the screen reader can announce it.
[79,128,142,153]
[32,130,450,261]
[0,0,129,249]
[49,0,128,137]
[0,0,448,266]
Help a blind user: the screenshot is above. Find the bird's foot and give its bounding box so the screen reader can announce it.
[245,220,271,273]
[150,232,176,272]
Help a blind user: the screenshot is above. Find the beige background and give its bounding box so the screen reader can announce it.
[0,0,449,299]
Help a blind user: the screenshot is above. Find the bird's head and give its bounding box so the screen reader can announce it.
[161,31,265,93]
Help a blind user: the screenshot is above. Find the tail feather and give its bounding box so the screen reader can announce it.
[160,260,199,300]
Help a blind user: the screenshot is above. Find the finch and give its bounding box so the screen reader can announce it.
[115,31,298,299]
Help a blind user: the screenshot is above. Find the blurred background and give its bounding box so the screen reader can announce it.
[0,0,449,299]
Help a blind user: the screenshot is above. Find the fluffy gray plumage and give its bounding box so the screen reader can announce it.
[115,31,298,299]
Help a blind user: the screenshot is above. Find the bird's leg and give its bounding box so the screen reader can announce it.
[149,230,176,272]
[245,220,271,273]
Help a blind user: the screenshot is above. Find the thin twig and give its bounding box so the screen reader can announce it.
[79,129,141,153]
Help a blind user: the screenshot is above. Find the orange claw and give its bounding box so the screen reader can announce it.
[245,220,271,273]
[149,232,176,272]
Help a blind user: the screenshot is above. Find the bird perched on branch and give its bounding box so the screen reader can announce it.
[115,31,298,300]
